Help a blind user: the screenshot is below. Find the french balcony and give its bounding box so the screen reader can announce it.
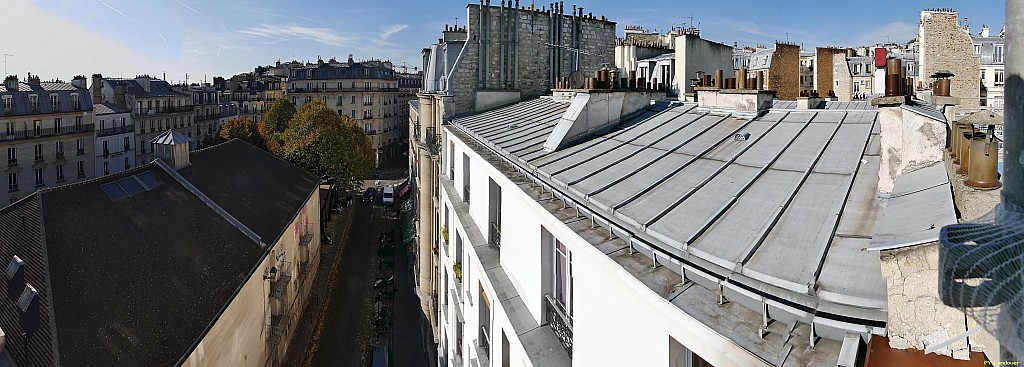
[0,123,95,142]
[544,294,573,358]
[139,106,192,115]
[489,222,501,249]
[96,125,135,137]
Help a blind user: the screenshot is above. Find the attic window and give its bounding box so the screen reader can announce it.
[17,283,37,312]
[5,255,24,280]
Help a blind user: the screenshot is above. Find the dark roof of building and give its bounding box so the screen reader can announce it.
[179,139,322,242]
[94,102,130,115]
[289,61,398,81]
[0,197,55,367]
[0,164,263,366]
[0,140,321,366]
[106,78,187,98]
[0,82,94,117]
[41,165,263,366]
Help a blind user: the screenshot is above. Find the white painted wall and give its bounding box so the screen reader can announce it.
[439,128,768,367]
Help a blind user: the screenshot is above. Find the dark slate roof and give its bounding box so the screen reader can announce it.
[0,82,94,117]
[179,139,321,242]
[106,78,187,98]
[39,165,263,366]
[93,102,130,115]
[289,61,398,81]
[0,196,56,367]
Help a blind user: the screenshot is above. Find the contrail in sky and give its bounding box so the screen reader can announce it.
[98,0,167,44]
[177,0,227,31]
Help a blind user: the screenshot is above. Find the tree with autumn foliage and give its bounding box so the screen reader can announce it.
[258,99,296,155]
[218,116,262,146]
[280,100,375,192]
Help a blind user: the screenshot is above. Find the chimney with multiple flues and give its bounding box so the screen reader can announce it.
[552,65,670,92]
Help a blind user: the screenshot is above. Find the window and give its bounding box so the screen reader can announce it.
[479,285,492,356]
[77,161,85,177]
[996,70,1005,86]
[462,153,470,203]
[75,116,82,130]
[71,94,80,109]
[103,162,109,175]
[33,144,42,162]
[54,118,62,133]
[669,336,713,367]
[124,137,130,151]
[488,177,502,248]
[2,96,10,111]
[102,141,109,156]
[56,164,64,182]
[55,141,63,158]
[76,138,84,155]
[351,95,356,104]
[32,120,40,136]
[542,226,573,356]
[50,94,59,110]
[28,95,38,112]
[34,168,43,186]
[974,44,981,55]
[6,147,15,165]
[7,172,17,192]
[994,44,1004,63]
[553,237,572,320]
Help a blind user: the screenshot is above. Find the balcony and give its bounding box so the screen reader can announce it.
[0,123,94,142]
[194,114,220,123]
[139,106,192,115]
[545,294,573,357]
[489,222,501,249]
[266,313,291,346]
[424,127,439,155]
[96,125,135,137]
[463,185,470,204]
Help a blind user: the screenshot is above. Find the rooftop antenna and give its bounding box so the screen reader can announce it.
[786,32,790,43]
[2,54,11,76]
[455,17,458,29]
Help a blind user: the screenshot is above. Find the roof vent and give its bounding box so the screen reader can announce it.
[17,283,37,312]
[734,132,751,141]
[4,256,23,280]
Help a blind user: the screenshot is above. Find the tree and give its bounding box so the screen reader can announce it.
[281,100,375,193]
[218,117,255,142]
[259,99,296,155]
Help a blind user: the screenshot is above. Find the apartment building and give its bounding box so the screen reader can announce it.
[1,74,95,205]
[289,56,407,164]
[973,24,1006,108]
[177,83,223,148]
[223,73,286,125]
[93,74,195,162]
[93,102,135,176]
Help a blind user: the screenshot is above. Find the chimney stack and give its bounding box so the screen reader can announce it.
[91,74,103,105]
[3,75,17,90]
[71,75,87,89]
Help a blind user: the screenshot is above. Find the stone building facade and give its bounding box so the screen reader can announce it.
[767,43,801,100]
[1,74,96,205]
[918,9,980,107]
[289,58,407,165]
[93,75,196,162]
[437,2,616,117]
[815,47,840,97]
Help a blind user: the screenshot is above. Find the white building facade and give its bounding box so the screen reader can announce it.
[93,103,135,176]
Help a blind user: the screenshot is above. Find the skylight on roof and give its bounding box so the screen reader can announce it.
[100,171,162,201]
[5,255,24,280]
[17,283,37,312]
[100,182,128,200]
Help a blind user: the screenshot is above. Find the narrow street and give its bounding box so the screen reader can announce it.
[285,155,430,367]
[307,198,386,367]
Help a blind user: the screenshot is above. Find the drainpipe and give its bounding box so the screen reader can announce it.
[477,1,484,89]
[1006,0,1024,210]
[514,0,519,89]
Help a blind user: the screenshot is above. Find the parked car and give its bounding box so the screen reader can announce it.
[382,186,395,205]
[362,187,376,202]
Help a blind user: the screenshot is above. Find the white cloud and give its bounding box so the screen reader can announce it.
[238,24,352,47]
[2,1,166,80]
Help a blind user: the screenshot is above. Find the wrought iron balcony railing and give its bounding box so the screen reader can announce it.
[545,294,573,357]
[490,222,501,249]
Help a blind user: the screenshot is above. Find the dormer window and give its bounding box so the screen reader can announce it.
[71,93,80,110]
[17,283,37,312]
[50,94,59,111]
[5,255,24,280]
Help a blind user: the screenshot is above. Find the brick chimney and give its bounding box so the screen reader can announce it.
[71,75,87,89]
[3,75,17,90]
[91,74,104,104]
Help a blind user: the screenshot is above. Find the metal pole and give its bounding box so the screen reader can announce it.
[1006,0,1024,211]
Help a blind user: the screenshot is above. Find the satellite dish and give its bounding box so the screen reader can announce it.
[568,71,586,89]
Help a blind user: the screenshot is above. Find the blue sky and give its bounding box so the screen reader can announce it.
[0,0,1006,83]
